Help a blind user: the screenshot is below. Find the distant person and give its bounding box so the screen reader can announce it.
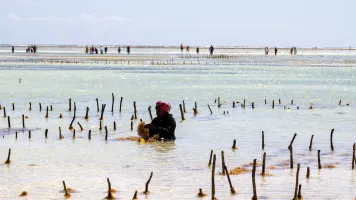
[91,46,94,54]
[180,43,184,53]
[196,47,200,54]
[33,45,37,53]
[293,47,297,55]
[95,48,98,54]
[186,46,190,53]
[85,46,89,54]
[265,47,269,55]
[127,46,131,54]
[105,47,108,54]
[290,48,293,55]
[118,47,121,53]
[30,46,34,53]
[12,46,15,53]
[209,45,214,55]
[274,47,278,55]
[100,46,104,54]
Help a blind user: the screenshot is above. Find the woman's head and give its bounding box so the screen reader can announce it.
[155,101,171,117]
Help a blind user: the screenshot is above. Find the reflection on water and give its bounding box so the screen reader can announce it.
[0,51,355,199]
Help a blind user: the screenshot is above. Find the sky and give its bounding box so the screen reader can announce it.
[0,0,355,47]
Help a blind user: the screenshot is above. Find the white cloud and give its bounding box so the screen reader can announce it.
[7,13,23,20]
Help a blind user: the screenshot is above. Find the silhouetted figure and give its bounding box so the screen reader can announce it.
[196,47,199,54]
[105,47,108,54]
[95,48,98,54]
[274,47,278,55]
[180,43,184,53]
[265,47,269,55]
[91,46,94,54]
[33,45,37,53]
[100,46,104,54]
[290,48,293,55]
[30,46,34,53]
[118,47,121,53]
[127,46,131,54]
[186,45,190,53]
[293,47,297,55]
[209,45,214,55]
[12,46,14,53]
[85,46,89,54]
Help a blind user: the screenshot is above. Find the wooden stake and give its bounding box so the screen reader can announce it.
[39,103,42,112]
[212,154,216,200]
[45,129,48,139]
[133,102,137,119]
[183,100,186,112]
[130,120,133,131]
[3,107,6,117]
[50,105,53,111]
[132,190,138,199]
[8,116,11,128]
[252,159,257,200]
[119,97,123,113]
[262,152,266,176]
[29,102,32,111]
[352,143,355,170]
[306,167,310,178]
[243,99,246,109]
[233,101,235,108]
[100,104,106,120]
[78,122,84,131]
[63,181,71,198]
[111,93,114,113]
[224,165,236,195]
[105,126,108,141]
[85,107,89,119]
[208,150,213,167]
[100,121,102,130]
[144,172,153,195]
[148,106,153,121]
[179,104,185,121]
[106,178,114,199]
[4,148,11,164]
[96,98,99,112]
[293,163,300,200]
[307,135,313,151]
[232,139,237,149]
[288,133,297,150]
[221,151,226,175]
[262,131,265,150]
[74,102,76,118]
[279,99,281,104]
[69,117,75,129]
[318,150,322,169]
[208,105,213,114]
[265,99,267,104]
[45,106,49,118]
[330,129,334,151]
[290,146,294,169]
[113,121,116,131]
[15,132,17,139]
[88,130,91,140]
[252,102,255,109]
[12,103,14,111]
[59,127,63,139]
[339,100,341,105]
[29,131,31,139]
[69,98,72,111]
[272,100,274,109]
[218,97,221,108]
[22,114,25,128]
[194,102,198,115]
[297,184,303,199]
[291,100,294,105]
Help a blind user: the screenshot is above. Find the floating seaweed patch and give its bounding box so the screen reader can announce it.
[137,121,149,140]
[229,167,251,175]
[268,165,276,170]
[117,136,140,141]
[260,172,274,177]
[19,191,27,197]
[323,164,337,168]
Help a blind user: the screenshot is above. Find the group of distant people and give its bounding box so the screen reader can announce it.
[180,43,215,55]
[264,47,297,55]
[25,45,37,53]
[85,46,132,54]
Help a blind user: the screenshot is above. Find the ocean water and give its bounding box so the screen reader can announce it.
[0,47,356,199]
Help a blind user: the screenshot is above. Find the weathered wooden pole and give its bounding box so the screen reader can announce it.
[221,151,226,175]
[50,105,53,111]
[309,135,314,151]
[279,99,281,104]
[262,152,266,176]
[306,167,310,178]
[119,97,123,113]
[113,121,116,131]
[208,150,213,167]
[7,116,11,128]
[208,105,213,114]
[293,163,300,200]
[99,121,103,130]
[252,159,257,200]
[290,146,294,169]
[132,190,138,199]
[183,100,187,112]
[45,106,49,118]
[3,107,6,117]
[193,102,198,115]
[4,148,11,164]
[218,97,221,108]
[330,129,334,151]
[100,104,106,120]
[29,131,31,139]
[224,165,236,194]
[63,181,71,198]
[272,100,274,109]
[252,102,255,109]
[265,99,267,104]
[105,126,108,141]
[59,127,63,139]
[297,184,303,199]
[318,150,322,169]
[12,103,14,111]
[212,154,217,200]
[243,99,246,109]
[353,143,355,170]
[85,107,89,119]
[144,172,153,194]
[39,103,42,112]
[133,102,137,119]
[73,102,76,118]
[88,130,91,140]
[15,132,17,139]
[69,117,75,129]
[22,114,25,128]
[233,101,235,108]
[106,178,114,199]
[45,129,48,139]
[29,102,32,111]
[111,93,114,113]
[179,104,185,121]
[288,133,297,150]
[232,139,237,149]
[148,106,153,121]
[262,131,265,150]
[96,98,99,112]
[78,122,84,131]
[339,100,341,105]
[291,99,294,105]
[69,98,72,111]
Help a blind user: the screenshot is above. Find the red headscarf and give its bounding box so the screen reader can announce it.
[156,101,171,113]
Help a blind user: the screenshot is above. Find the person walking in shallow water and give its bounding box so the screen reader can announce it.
[12,46,15,53]
[186,45,190,54]
[105,47,108,54]
[118,47,121,53]
[209,45,214,55]
[274,47,278,55]
[265,47,269,55]
[180,43,184,53]
[196,47,199,54]
[127,46,131,54]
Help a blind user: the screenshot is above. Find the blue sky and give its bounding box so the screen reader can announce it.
[0,0,354,47]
